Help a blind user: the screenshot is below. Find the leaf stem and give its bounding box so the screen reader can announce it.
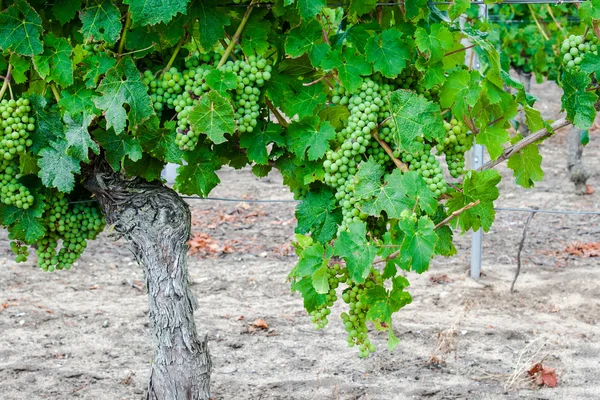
[161,36,186,78]
[546,5,565,36]
[444,43,476,58]
[50,82,61,103]
[372,130,409,173]
[217,0,256,69]
[118,11,132,56]
[433,200,480,230]
[0,64,12,101]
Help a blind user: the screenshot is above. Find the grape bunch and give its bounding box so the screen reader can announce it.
[561,33,599,71]
[324,79,389,232]
[386,66,439,102]
[143,67,186,114]
[81,42,105,58]
[35,192,105,272]
[436,118,472,179]
[309,264,345,329]
[9,238,29,263]
[399,138,447,197]
[173,66,212,151]
[227,55,272,134]
[341,268,382,358]
[0,98,35,209]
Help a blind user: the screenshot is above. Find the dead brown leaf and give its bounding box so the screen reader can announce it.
[251,318,268,330]
[565,242,600,257]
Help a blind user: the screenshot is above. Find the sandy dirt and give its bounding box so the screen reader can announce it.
[0,80,599,400]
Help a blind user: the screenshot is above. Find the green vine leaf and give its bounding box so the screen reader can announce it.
[397,216,438,274]
[94,128,143,171]
[0,194,46,243]
[295,190,342,244]
[33,33,74,87]
[174,146,221,197]
[52,0,81,24]
[415,23,454,63]
[507,141,544,189]
[0,0,43,56]
[93,57,154,135]
[287,117,335,161]
[64,112,99,163]
[239,123,285,165]
[476,126,509,161]
[124,0,189,25]
[37,140,82,193]
[561,70,598,130]
[188,90,236,145]
[80,0,123,45]
[137,117,184,164]
[333,221,377,284]
[365,28,412,78]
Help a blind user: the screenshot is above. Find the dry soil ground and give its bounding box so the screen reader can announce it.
[0,81,599,400]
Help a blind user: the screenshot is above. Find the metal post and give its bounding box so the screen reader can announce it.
[470,4,487,279]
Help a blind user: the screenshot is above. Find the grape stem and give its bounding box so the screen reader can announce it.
[50,83,61,103]
[545,5,565,36]
[118,11,132,56]
[433,200,480,230]
[219,39,238,61]
[303,75,327,87]
[160,35,186,78]
[266,98,289,128]
[372,130,409,173]
[217,0,257,69]
[0,64,12,101]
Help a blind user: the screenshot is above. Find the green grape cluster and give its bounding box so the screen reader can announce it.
[399,138,447,197]
[386,66,439,101]
[35,192,105,272]
[436,118,472,179]
[228,55,272,133]
[309,264,345,329]
[324,79,389,232]
[341,269,382,358]
[81,42,105,58]
[143,67,186,114]
[9,239,29,263]
[561,33,599,71]
[292,187,308,200]
[173,66,212,151]
[0,98,35,209]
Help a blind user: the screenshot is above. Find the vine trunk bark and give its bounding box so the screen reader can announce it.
[567,125,589,195]
[86,163,212,400]
[516,70,532,137]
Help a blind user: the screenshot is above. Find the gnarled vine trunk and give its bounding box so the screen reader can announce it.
[567,125,589,195]
[86,163,212,400]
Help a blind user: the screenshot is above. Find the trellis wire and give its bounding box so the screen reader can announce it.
[221,0,586,7]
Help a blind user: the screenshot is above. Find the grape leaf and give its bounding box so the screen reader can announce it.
[297,0,325,19]
[205,69,237,96]
[174,146,221,197]
[292,241,326,278]
[188,90,236,145]
[321,48,372,93]
[64,112,99,163]
[404,0,428,20]
[19,152,39,175]
[415,23,454,63]
[386,90,445,153]
[29,96,64,155]
[476,125,509,161]
[52,0,81,24]
[124,0,188,25]
[446,170,501,232]
[312,265,330,294]
[507,142,544,189]
[578,0,600,25]
[93,57,155,135]
[82,53,117,89]
[0,195,45,243]
[318,105,350,130]
[0,0,43,56]
[398,216,438,274]
[37,140,81,193]
[282,82,327,120]
[93,128,143,171]
[33,33,74,87]
[123,154,165,182]
[561,70,598,130]
[365,28,412,78]
[9,54,31,85]
[333,221,377,283]
[191,0,230,50]
[523,105,544,133]
[448,0,470,20]
[285,19,324,59]
[240,123,284,165]
[287,117,336,161]
[439,69,482,117]
[295,190,342,244]
[241,15,271,56]
[137,117,184,164]
[349,0,377,15]
[292,277,327,313]
[80,0,122,45]
[58,84,99,115]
